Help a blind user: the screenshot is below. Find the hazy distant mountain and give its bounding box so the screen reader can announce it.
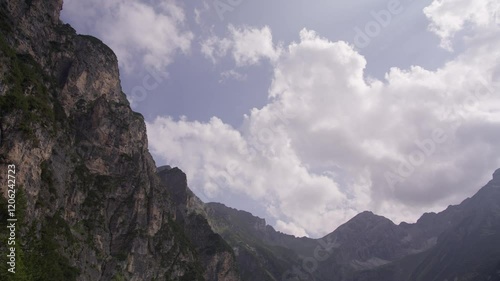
[203,170,500,281]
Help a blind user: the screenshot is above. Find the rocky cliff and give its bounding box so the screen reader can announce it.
[0,0,239,280]
[157,166,240,281]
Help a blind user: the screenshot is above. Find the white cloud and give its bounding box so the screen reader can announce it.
[200,35,232,64]
[424,0,500,50]
[200,25,282,66]
[147,17,500,237]
[276,220,309,237]
[194,8,202,25]
[229,25,281,66]
[62,0,193,72]
[194,1,211,26]
[219,69,248,83]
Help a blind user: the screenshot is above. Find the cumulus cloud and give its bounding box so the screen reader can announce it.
[148,15,500,237]
[201,25,282,66]
[62,0,193,72]
[147,113,352,236]
[276,220,309,237]
[424,0,500,50]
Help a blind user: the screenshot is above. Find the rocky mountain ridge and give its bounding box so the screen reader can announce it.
[202,169,500,281]
[152,162,500,281]
[0,0,239,280]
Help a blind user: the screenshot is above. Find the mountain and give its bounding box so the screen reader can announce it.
[0,1,238,280]
[405,169,500,281]
[203,170,500,281]
[1,1,499,281]
[204,202,320,281]
[157,166,240,281]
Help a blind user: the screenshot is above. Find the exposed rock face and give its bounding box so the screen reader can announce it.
[157,167,240,281]
[0,1,239,280]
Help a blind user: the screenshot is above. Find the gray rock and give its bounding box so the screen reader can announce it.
[0,1,240,280]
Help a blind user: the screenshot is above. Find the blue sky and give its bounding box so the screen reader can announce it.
[62,0,500,237]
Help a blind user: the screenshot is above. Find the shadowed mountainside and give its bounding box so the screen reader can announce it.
[202,170,500,281]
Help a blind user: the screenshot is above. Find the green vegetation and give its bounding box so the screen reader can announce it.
[120,153,134,162]
[114,251,128,262]
[0,35,56,140]
[112,273,125,281]
[0,187,29,281]
[40,161,57,194]
[204,232,232,256]
[0,2,12,33]
[188,213,234,256]
[0,188,79,281]
[168,216,195,254]
[24,212,80,281]
[162,216,205,281]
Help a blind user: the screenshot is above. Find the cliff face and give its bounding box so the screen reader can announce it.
[0,0,239,280]
[157,167,240,281]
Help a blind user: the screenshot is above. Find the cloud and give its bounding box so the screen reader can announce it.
[423,0,500,50]
[147,16,500,237]
[201,25,282,66]
[62,0,193,72]
[276,220,309,238]
[193,1,211,26]
[219,69,248,83]
[200,34,232,64]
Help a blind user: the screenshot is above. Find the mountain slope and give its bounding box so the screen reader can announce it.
[0,1,238,280]
[204,169,500,281]
[352,170,500,281]
[204,202,320,281]
[406,169,500,281]
[157,166,240,281]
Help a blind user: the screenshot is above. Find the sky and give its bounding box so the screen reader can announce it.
[61,0,500,238]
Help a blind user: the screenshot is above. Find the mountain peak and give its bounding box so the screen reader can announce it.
[353,211,387,222]
[493,168,500,180]
[359,210,375,216]
[157,165,172,173]
[339,211,395,231]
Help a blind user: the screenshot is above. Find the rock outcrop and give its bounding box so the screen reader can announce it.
[0,1,239,280]
[158,167,240,281]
